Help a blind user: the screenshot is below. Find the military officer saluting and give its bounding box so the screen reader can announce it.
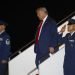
[0,21,11,75]
[58,18,75,75]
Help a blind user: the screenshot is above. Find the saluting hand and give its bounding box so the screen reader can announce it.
[60,25,66,33]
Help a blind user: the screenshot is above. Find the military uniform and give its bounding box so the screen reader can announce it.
[0,31,11,75]
[0,21,11,75]
[58,19,75,75]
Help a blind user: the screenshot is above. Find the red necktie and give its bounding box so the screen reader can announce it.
[35,21,43,44]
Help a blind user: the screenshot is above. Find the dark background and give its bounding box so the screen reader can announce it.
[0,0,75,53]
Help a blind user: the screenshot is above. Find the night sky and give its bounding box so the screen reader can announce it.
[0,0,75,53]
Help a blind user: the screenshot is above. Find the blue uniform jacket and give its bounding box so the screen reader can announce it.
[0,31,11,60]
[58,32,75,60]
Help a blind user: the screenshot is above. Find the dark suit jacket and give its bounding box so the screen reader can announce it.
[34,16,58,63]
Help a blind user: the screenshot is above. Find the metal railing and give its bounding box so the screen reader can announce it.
[9,40,35,60]
[27,43,63,75]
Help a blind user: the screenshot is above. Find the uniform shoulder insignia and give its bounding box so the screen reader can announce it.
[6,39,10,45]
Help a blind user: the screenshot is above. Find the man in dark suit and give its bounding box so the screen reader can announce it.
[0,21,11,75]
[58,18,75,75]
[34,7,58,75]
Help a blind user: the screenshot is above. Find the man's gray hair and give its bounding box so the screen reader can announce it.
[36,7,48,14]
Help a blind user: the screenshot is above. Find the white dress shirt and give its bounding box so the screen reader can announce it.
[38,15,48,39]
